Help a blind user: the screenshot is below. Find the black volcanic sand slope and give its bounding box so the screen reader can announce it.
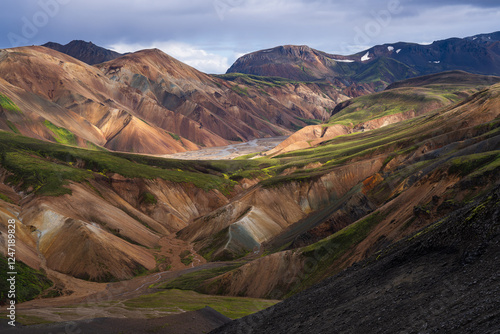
[211,185,500,334]
[0,306,230,334]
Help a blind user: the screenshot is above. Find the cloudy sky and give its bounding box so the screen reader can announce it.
[1,0,499,73]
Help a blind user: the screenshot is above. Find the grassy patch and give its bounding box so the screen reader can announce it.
[0,131,272,196]
[179,251,194,266]
[329,88,442,127]
[167,132,181,141]
[448,152,500,177]
[156,263,243,291]
[44,120,77,146]
[289,211,387,296]
[230,85,249,97]
[6,120,20,134]
[0,94,21,113]
[234,152,260,160]
[85,141,106,151]
[152,255,171,272]
[1,151,91,196]
[216,73,298,87]
[123,289,279,319]
[0,193,13,203]
[140,192,157,205]
[0,255,53,304]
[301,211,386,256]
[198,227,231,261]
[295,117,322,126]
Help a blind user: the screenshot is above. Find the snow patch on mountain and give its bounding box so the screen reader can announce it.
[333,59,355,63]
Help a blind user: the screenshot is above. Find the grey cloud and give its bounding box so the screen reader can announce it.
[0,0,499,72]
[403,0,500,7]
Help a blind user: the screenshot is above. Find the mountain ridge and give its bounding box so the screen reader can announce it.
[227,31,500,90]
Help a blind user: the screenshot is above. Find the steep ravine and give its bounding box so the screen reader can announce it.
[178,158,384,260]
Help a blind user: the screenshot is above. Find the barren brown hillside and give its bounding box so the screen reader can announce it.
[0,46,366,155]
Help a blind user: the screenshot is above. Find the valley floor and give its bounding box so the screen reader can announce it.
[160,136,287,160]
[1,260,279,332]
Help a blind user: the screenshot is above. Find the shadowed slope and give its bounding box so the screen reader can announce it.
[211,184,500,333]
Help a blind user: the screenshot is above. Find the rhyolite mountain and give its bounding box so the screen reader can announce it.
[95,49,355,143]
[227,31,500,90]
[0,46,201,154]
[43,40,123,65]
[0,45,357,154]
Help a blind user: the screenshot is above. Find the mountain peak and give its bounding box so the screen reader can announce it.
[42,40,122,65]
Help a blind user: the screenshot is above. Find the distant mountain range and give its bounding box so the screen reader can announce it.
[44,33,500,93]
[0,31,496,154]
[228,31,500,90]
